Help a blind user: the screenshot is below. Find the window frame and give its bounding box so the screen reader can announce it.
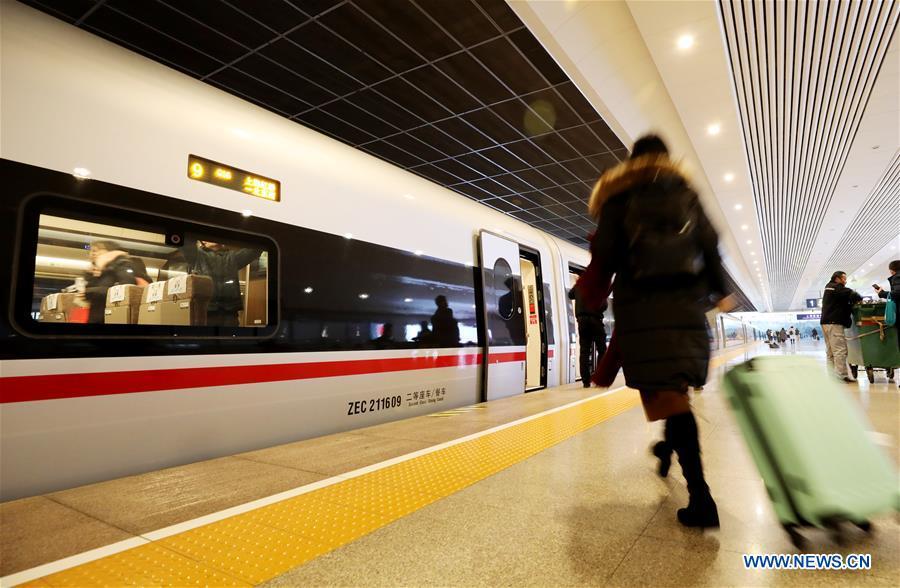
[12,192,280,339]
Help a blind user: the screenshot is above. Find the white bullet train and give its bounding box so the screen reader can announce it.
[0,3,596,500]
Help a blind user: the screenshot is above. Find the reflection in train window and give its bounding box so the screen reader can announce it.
[33,213,269,328]
[493,258,515,320]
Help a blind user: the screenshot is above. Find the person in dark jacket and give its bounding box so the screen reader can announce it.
[586,134,732,529]
[81,240,150,324]
[820,271,863,382]
[874,260,900,376]
[183,238,261,327]
[569,285,607,387]
[431,295,460,347]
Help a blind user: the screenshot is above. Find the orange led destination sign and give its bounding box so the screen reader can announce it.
[187,155,280,202]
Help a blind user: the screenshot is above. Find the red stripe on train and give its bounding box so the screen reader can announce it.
[0,351,526,404]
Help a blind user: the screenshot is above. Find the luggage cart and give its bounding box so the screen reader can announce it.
[847,302,899,383]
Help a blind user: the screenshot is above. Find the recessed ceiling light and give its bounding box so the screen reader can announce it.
[404,298,413,302]
[734,204,743,211]
[753,260,759,264]
[304,287,313,294]
[750,252,756,256]
[414,250,423,256]
[741,224,749,230]
[746,240,752,245]
[72,167,91,179]
[403,194,415,200]
[707,123,721,136]
[344,233,353,239]
[677,34,695,50]
[358,293,369,299]
[240,209,252,217]
[724,173,735,182]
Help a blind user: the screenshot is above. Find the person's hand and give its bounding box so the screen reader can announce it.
[716,294,737,313]
[873,285,882,292]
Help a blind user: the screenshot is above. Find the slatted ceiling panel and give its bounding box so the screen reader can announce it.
[819,151,900,283]
[719,0,900,310]
[23,0,631,248]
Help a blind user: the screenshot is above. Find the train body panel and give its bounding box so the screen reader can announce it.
[0,2,594,500]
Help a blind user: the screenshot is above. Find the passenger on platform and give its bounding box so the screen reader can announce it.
[811,327,819,341]
[788,326,796,346]
[820,271,863,382]
[569,285,607,388]
[583,133,732,528]
[183,237,261,327]
[779,328,787,346]
[873,260,900,368]
[431,295,460,347]
[81,240,150,324]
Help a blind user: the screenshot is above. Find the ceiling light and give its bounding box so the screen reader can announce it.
[750,252,756,256]
[741,224,749,230]
[414,250,423,256]
[724,173,735,182]
[344,233,353,239]
[240,209,252,217]
[404,298,413,302]
[753,259,758,264]
[707,123,721,136]
[358,293,369,300]
[734,204,743,211]
[677,34,695,50]
[304,287,313,294]
[72,167,91,179]
[746,240,752,245]
[403,194,415,200]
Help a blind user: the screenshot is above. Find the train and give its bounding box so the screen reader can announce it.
[0,2,594,501]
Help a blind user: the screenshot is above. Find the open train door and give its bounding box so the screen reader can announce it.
[479,230,526,401]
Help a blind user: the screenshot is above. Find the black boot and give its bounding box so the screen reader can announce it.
[666,412,720,529]
[651,440,671,478]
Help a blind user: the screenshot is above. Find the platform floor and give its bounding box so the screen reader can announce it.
[2,341,898,586]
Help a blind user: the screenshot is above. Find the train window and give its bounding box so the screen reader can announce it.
[18,196,276,336]
[493,258,515,320]
[543,283,555,345]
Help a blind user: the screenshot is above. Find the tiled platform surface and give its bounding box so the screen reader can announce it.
[3,341,898,586]
[264,341,899,587]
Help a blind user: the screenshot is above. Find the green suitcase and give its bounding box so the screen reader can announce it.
[847,302,900,383]
[722,355,899,549]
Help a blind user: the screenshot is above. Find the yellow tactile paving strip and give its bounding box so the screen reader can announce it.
[23,347,753,587]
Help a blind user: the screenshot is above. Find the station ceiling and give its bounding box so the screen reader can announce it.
[22,0,635,249]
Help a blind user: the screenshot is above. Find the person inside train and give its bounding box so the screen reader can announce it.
[431,295,460,347]
[80,239,150,324]
[372,323,395,348]
[182,236,262,327]
[583,133,733,529]
[821,271,863,382]
[568,285,607,388]
[413,320,433,345]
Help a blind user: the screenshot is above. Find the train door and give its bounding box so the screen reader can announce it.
[566,267,583,384]
[519,248,547,391]
[479,230,526,401]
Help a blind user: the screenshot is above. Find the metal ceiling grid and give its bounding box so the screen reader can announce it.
[22,0,630,247]
[817,151,900,286]
[719,0,900,310]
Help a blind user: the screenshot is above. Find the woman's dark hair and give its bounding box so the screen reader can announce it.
[630,134,669,159]
[889,260,900,273]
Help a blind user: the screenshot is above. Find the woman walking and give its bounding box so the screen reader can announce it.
[583,134,732,528]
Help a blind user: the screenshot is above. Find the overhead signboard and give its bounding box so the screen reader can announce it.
[187,155,280,202]
[805,298,821,308]
[796,313,821,321]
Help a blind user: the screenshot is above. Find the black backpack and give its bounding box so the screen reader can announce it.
[623,182,705,281]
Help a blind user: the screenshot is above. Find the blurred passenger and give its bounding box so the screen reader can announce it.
[569,285,607,388]
[811,327,819,341]
[821,271,863,382]
[585,134,732,528]
[779,328,787,345]
[81,240,150,324]
[372,323,394,348]
[873,260,899,348]
[431,295,460,347]
[788,326,796,346]
[413,320,433,345]
[183,237,261,327]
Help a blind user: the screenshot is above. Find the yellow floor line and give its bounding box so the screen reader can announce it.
[21,345,757,587]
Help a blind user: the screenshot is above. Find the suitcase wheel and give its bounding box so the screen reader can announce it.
[865,367,875,384]
[854,520,873,534]
[850,365,859,379]
[784,525,807,550]
[824,519,847,546]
